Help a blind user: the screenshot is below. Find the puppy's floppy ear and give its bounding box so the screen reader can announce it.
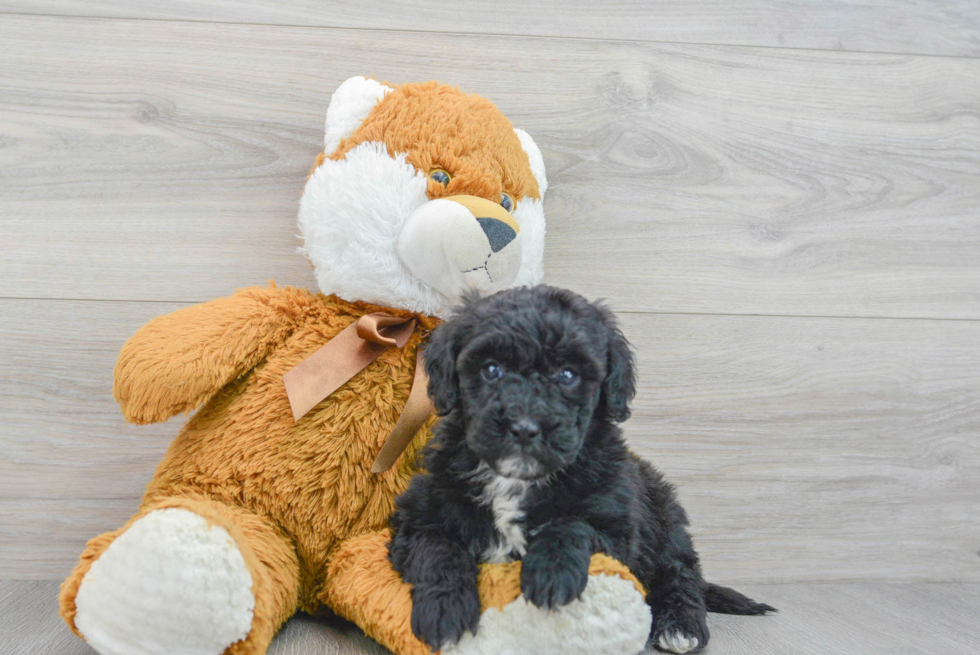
[423,319,462,416]
[597,305,636,422]
[424,292,484,414]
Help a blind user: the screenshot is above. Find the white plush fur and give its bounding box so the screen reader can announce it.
[74,508,254,655]
[298,141,448,315]
[510,195,546,288]
[444,573,651,655]
[514,128,548,197]
[323,76,392,154]
[511,128,547,288]
[302,81,549,316]
[396,198,524,302]
[299,137,547,317]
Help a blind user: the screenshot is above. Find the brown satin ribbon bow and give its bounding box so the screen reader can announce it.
[282,313,434,473]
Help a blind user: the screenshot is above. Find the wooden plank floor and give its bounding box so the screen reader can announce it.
[3,16,979,318]
[3,300,978,581]
[2,1,979,653]
[2,0,979,57]
[3,581,979,655]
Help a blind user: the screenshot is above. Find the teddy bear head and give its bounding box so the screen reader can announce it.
[298,77,548,317]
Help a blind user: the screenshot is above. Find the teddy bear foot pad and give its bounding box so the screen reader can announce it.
[444,573,651,655]
[73,508,255,655]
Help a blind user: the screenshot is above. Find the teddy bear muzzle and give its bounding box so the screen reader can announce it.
[396,194,523,304]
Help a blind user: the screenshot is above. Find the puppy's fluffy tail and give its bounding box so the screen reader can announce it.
[703,582,777,615]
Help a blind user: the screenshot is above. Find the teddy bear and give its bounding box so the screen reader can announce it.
[58,77,652,655]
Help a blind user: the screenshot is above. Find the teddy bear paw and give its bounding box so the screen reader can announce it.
[74,508,255,655]
[444,572,651,655]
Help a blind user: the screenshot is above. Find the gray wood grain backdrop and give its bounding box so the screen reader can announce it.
[1,1,979,595]
[4,580,980,654]
[3,0,980,57]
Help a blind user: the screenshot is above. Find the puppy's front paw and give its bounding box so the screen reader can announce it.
[651,606,709,654]
[410,583,481,651]
[520,549,589,609]
[655,630,701,654]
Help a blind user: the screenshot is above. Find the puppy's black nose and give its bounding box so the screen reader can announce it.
[509,417,541,444]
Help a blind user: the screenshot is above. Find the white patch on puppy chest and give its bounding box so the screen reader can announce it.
[495,456,541,479]
[474,462,530,564]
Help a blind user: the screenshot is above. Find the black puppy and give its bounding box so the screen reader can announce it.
[389,286,774,653]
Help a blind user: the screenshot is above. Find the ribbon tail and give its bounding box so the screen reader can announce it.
[283,314,415,422]
[372,356,434,473]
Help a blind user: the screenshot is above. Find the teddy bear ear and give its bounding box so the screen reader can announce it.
[513,128,548,198]
[323,76,393,154]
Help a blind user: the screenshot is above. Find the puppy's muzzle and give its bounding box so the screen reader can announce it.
[508,417,542,445]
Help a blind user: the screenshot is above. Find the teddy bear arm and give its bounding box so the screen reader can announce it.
[114,288,301,424]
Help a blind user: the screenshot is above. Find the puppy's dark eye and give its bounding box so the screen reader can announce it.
[481,362,503,382]
[429,169,451,186]
[555,368,579,387]
[500,192,514,212]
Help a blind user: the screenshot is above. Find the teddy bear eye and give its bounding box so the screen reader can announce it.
[481,362,504,382]
[500,192,514,212]
[429,169,451,186]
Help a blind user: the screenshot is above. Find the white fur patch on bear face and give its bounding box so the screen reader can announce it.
[298,141,450,316]
[300,141,546,317]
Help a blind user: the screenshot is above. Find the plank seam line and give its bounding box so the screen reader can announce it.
[1,10,978,62]
[2,296,979,323]
[1,578,976,585]
[616,310,980,323]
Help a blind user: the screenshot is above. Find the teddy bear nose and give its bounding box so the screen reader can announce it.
[476,217,517,253]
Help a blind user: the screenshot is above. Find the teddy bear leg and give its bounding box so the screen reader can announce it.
[447,557,653,655]
[318,529,431,655]
[60,495,301,655]
[320,530,652,655]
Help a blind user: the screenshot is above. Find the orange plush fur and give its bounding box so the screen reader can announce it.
[315,82,540,203]
[60,81,641,655]
[337,82,540,201]
[60,290,439,651]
